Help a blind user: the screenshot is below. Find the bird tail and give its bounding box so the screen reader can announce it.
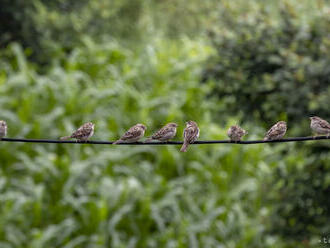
[180,142,189,152]
[60,136,71,140]
[113,139,121,145]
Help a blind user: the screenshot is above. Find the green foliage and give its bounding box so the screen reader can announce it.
[0,0,219,65]
[204,1,330,129]
[1,0,330,247]
[0,36,300,248]
[0,0,146,64]
[265,152,330,242]
[204,0,330,246]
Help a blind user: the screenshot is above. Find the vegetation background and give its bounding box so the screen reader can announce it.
[0,0,330,247]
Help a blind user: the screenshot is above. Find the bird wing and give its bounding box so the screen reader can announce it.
[152,126,170,139]
[72,124,92,138]
[233,126,245,136]
[184,126,199,143]
[265,123,285,138]
[319,119,330,129]
[121,126,142,140]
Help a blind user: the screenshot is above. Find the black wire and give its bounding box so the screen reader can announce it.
[0,136,329,145]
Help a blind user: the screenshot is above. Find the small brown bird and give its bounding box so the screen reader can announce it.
[180,121,199,152]
[113,123,146,144]
[227,125,248,142]
[0,120,7,140]
[263,121,287,141]
[145,123,178,142]
[60,122,95,141]
[310,116,330,137]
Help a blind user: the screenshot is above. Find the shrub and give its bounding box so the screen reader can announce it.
[204,2,330,130]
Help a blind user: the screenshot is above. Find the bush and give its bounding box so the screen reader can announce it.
[0,0,219,65]
[265,154,330,242]
[204,1,330,245]
[204,2,330,130]
[0,37,303,248]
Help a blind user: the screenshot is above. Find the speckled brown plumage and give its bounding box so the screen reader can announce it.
[60,122,95,141]
[180,121,199,152]
[113,123,147,144]
[145,123,178,142]
[310,116,330,137]
[263,121,287,141]
[227,125,248,142]
[0,120,7,140]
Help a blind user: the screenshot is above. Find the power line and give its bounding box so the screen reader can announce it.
[0,136,329,145]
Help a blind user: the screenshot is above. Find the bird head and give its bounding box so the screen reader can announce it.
[186,121,197,127]
[136,124,147,130]
[0,120,7,128]
[167,123,178,128]
[86,122,95,128]
[310,116,319,121]
[278,121,287,126]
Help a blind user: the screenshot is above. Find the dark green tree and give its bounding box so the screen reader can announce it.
[204,5,330,128]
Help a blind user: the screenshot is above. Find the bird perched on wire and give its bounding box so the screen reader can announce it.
[60,122,95,142]
[227,125,248,142]
[180,121,199,152]
[145,123,178,142]
[0,120,7,140]
[263,121,287,141]
[310,116,330,137]
[113,123,147,144]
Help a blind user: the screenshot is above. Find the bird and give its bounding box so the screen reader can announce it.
[263,121,287,141]
[113,123,147,144]
[227,125,248,142]
[0,120,7,140]
[145,123,178,142]
[180,121,199,152]
[310,116,330,138]
[60,122,95,142]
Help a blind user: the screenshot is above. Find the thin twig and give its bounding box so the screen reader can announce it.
[0,136,329,145]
